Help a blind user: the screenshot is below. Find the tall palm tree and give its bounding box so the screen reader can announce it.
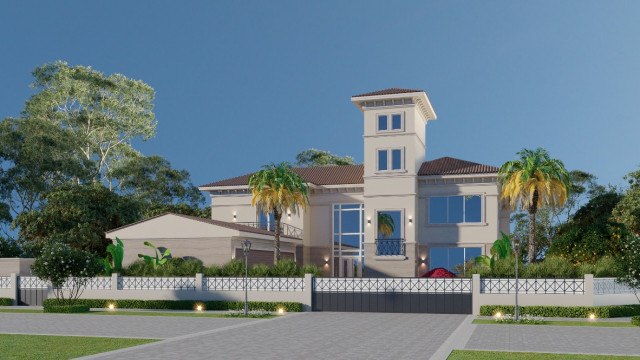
[248,162,309,264]
[498,148,571,263]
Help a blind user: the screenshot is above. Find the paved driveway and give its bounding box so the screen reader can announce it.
[73,312,468,360]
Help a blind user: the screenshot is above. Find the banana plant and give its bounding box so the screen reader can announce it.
[475,232,512,269]
[137,241,171,269]
[101,256,113,276]
[106,237,125,273]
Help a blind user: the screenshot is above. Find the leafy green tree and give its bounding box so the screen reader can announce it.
[613,168,640,235]
[295,148,356,167]
[22,61,156,187]
[0,237,24,257]
[31,242,102,305]
[248,162,309,263]
[110,155,206,217]
[0,117,89,218]
[499,148,571,263]
[15,183,141,254]
[617,234,640,303]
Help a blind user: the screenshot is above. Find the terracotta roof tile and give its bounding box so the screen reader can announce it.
[200,165,364,187]
[201,158,497,188]
[352,88,424,97]
[418,157,498,176]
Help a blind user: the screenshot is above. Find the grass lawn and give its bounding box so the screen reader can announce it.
[473,319,637,328]
[0,308,274,318]
[0,334,157,360]
[448,350,640,359]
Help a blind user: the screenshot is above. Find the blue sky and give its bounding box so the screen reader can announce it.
[1,1,639,189]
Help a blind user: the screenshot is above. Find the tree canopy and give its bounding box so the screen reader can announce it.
[295,148,356,167]
[22,61,156,187]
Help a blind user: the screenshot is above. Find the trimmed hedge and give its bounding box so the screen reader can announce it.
[43,298,303,312]
[632,316,640,327]
[43,304,90,313]
[0,298,12,306]
[480,304,640,318]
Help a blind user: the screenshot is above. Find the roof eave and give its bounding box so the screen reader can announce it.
[350,91,437,122]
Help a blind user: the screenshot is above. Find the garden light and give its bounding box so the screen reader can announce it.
[278,307,285,314]
[589,313,596,320]
[494,312,502,319]
[108,303,115,310]
[195,304,204,312]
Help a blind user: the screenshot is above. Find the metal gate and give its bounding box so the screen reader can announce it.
[312,277,472,314]
[17,276,48,306]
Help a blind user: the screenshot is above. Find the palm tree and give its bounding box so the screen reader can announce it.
[498,148,571,263]
[248,162,309,264]
[377,213,395,238]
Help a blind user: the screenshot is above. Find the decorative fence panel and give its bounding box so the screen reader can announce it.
[204,277,304,292]
[480,278,584,294]
[118,277,196,290]
[312,278,472,314]
[17,276,48,306]
[0,276,10,289]
[594,278,636,295]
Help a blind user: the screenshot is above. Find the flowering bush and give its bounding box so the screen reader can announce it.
[495,314,546,325]
[617,234,640,304]
[421,267,456,278]
[31,242,102,305]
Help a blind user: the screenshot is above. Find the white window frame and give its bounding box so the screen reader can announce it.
[376,112,404,133]
[427,195,484,224]
[376,147,405,172]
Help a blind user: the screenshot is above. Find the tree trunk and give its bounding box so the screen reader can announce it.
[273,209,282,264]
[527,190,539,264]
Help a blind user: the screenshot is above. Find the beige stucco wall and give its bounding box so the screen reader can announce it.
[0,258,35,276]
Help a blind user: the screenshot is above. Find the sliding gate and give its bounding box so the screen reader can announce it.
[312,277,472,314]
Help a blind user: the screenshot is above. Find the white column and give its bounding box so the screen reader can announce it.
[10,273,18,306]
[303,274,314,312]
[472,274,481,315]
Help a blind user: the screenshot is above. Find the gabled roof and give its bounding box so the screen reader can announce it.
[352,88,425,97]
[200,165,364,187]
[418,157,499,176]
[201,157,497,188]
[106,212,301,239]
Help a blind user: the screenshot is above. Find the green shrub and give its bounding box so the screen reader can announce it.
[271,259,299,277]
[300,264,322,277]
[248,264,271,277]
[43,304,90,313]
[522,257,578,278]
[0,298,12,306]
[221,259,246,276]
[480,304,640,318]
[203,264,220,277]
[632,315,640,327]
[160,258,205,276]
[43,298,303,312]
[122,260,156,276]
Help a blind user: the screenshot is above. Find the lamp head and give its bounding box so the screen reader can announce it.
[241,238,252,255]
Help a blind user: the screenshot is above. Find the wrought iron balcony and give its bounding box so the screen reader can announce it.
[236,222,303,239]
[375,238,405,256]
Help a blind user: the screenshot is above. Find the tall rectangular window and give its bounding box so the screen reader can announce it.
[391,149,402,170]
[378,150,388,171]
[428,195,482,224]
[378,115,388,131]
[391,114,402,130]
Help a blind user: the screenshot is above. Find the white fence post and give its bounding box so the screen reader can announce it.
[584,274,594,306]
[303,274,313,312]
[111,273,119,291]
[472,274,480,315]
[10,273,18,306]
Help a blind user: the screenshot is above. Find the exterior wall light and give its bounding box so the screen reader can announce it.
[367,218,371,225]
[233,213,237,220]
[287,212,291,218]
[409,217,413,224]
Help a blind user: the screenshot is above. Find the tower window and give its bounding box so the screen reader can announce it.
[377,148,404,172]
[377,113,404,132]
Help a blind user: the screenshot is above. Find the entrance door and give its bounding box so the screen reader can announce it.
[332,204,364,277]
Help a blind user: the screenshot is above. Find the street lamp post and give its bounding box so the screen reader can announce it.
[241,239,252,316]
[511,236,520,322]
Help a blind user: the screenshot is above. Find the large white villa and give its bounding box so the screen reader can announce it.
[107,88,510,277]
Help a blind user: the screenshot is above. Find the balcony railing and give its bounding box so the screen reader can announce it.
[236,222,303,239]
[375,238,405,256]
